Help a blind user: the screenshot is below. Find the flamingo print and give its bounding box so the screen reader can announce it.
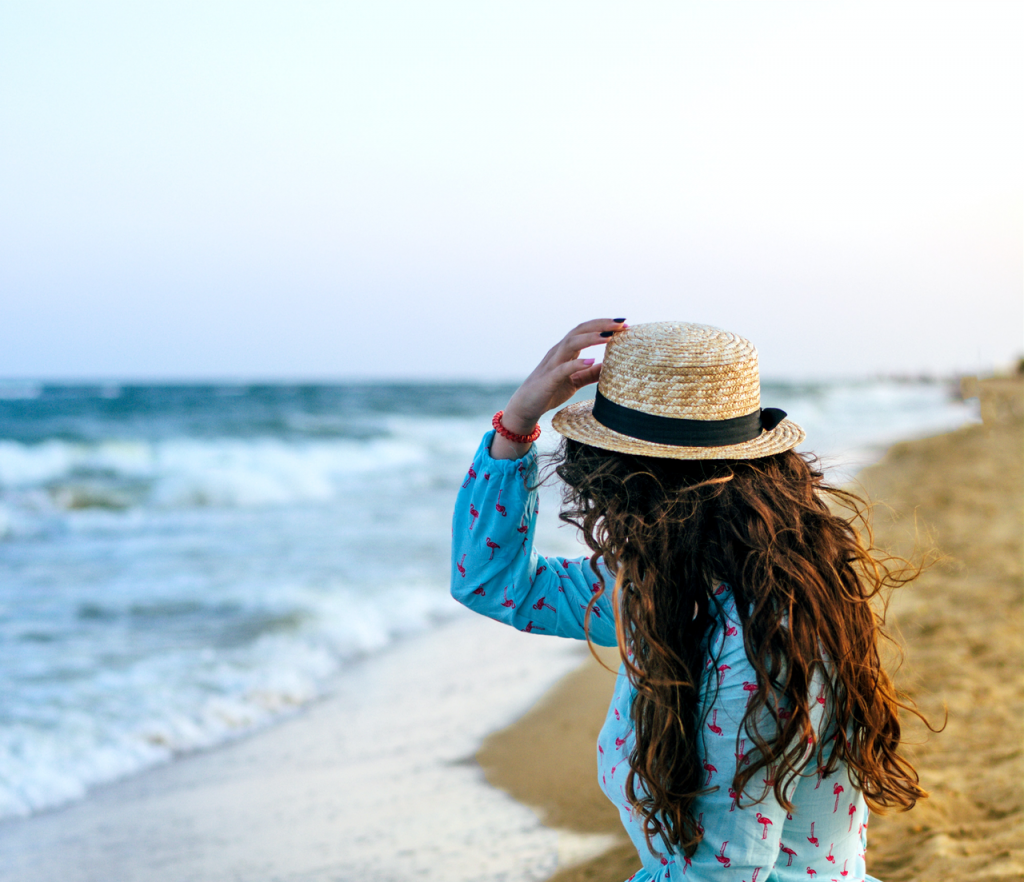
[702,761,717,785]
[522,620,545,633]
[717,664,731,685]
[848,803,857,830]
[581,603,602,618]
[743,869,760,882]
[472,585,485,596]
[535,565,547,577]
[468,504,480,531]
[755,813,773,839]
[714,582,727,595]
[714,841,730,867]
[495,489,507,516]
[456,554,467,578]
[779,843,797,866]
[735,739,747,765]
[615,735,627,749]
[500,586,515,609]
[461,465,477,488]
[807,822,819,846]
[728,787,738,811]
[742,681,759,707]
[725,624,738,636]
[806,869,817,879]
[840,859,849,877]
[826,844,835,864]
[815,766,826,790]
[833,782,845,812]
[517,523,529,534]
[682,855,691,875]
[532,596,556,612]
[696,813,705,836]
[485,537,500,560]
[707,710,723,736]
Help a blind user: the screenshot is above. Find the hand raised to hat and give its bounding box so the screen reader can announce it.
[490,318,627,461]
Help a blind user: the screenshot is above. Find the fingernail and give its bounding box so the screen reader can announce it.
[600,331,614,337]
[583,358,596,365]
[613,317,626,323]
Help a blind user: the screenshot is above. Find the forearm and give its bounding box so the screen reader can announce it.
[451,431,619,644]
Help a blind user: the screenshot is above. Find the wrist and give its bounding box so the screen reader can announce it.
[492,410,541,445]
[501,398,540,436]
[499,410,535,436]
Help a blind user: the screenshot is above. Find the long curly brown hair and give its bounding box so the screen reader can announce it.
[550,437,932,857]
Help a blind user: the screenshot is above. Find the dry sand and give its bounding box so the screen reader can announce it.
[478,378,1024,882]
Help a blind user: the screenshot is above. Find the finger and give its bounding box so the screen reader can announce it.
[557,357,598,382]
[558,328,618,359]
[568,317,628,337]
[540,320,625,370]
[569,362,602,388]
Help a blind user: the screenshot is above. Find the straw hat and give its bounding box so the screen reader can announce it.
[551,322,805,460]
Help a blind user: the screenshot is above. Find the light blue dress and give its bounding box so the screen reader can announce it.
[452,432,880,882]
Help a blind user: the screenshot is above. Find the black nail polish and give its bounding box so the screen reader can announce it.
[600,331,614,338]
[613,317,626,323]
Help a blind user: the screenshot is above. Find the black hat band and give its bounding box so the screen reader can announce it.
[592,389,787,448]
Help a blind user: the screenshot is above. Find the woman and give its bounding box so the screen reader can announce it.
[451,319,926,881]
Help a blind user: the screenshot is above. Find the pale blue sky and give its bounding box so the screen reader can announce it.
[1,2,1021,380]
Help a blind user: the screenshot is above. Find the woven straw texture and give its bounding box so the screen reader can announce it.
[551,322,806,460]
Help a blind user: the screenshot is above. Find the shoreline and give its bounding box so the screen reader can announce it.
[0,612,592,882]
[477,378,1023,882]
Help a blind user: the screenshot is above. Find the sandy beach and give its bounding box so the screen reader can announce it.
[480,377,1023,882]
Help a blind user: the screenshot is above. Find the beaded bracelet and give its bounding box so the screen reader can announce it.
[492,410,542,444]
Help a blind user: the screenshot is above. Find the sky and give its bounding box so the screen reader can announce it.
[1,1,1021,381]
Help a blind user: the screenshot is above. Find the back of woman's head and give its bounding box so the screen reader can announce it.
[550,437,930,856]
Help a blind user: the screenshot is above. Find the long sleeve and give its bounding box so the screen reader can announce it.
[450,431,617,647]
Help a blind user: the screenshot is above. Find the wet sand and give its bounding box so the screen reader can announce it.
[478,378,1023,882]
[0,613,592,882]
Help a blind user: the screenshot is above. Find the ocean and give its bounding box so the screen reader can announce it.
[0,379,977,823]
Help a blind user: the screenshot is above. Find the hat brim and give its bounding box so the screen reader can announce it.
[551,399,806,461]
